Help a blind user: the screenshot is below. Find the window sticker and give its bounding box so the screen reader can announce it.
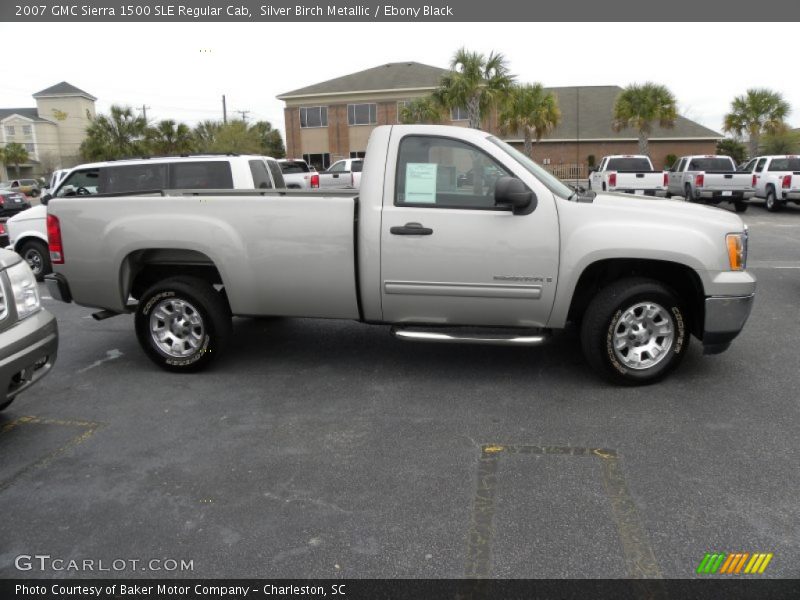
[405,163,438,204]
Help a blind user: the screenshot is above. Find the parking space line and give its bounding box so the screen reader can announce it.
[0,416,103,493]
[465,444,662,579]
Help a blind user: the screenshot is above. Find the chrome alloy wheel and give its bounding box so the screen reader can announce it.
[611,302,674,370]
[23,248,43,275]
[149,298,205,358]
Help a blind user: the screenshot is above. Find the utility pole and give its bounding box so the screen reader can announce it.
[222,95,227,124]
[234,109,250,123]
[139,104,151,121]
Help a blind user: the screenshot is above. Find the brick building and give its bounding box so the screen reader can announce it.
[277,62,721,175]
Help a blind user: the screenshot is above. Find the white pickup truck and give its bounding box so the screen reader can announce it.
[588,155,667,196]
[44,125,756,386]
[666,155,753,212]
[739,155,800,211]
[318,158,363,189]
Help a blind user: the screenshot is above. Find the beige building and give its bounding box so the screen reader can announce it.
[0,82,96,180]
[277,62,722,176]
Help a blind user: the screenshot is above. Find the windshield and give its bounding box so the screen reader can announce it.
[606,158,652,171]
[687,157,734,171]
[768,158,800,171]
[488,136,574,198]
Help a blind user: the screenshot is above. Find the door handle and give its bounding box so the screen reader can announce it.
[390,222,433,235]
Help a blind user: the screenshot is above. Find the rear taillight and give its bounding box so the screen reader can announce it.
[663,172,669,187]
[310,173,319,188]
[47,214,64,264]
[696,173,704,188]
[752,174,757,188]
[0,223,5,235]
[608,173,617,187]
[783,175,791,189]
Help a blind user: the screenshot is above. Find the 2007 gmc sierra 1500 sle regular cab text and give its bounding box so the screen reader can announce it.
[43,125,756,385]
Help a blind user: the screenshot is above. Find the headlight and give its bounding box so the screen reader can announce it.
[726,230,748,271]
[6,260,41,319]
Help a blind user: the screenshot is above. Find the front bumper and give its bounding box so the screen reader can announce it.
[702,294,755,355]
[697,190,754,201]
[0,309,58,403]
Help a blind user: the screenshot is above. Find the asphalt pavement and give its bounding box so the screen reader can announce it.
[1,200,798,579]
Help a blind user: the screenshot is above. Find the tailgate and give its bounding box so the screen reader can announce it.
[614,172,662,189]
[704,173,750,190]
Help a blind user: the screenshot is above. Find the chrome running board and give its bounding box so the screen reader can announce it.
[391,326,550,346]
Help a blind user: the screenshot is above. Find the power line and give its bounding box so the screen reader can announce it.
[234,109,250,122]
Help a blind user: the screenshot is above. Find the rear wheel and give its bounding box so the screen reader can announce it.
[580,278,689,385]
[135,277,232,372]
[765,188,781,212]
[684,184,696,203]
[19,239,51,282]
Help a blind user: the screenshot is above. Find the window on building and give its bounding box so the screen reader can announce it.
[397,100,411,122]
[395,135,512,209]
[347,103,377,126]
[349,151,366,159]
[24,143,35,153]
[300,107,328,128]
[450,106,469,121]
[22,125,32,136]
[303,153,331,171]
[4,125,15,136]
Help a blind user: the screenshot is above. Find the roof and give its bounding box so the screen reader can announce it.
[525,86,722,141]
[277,62,448,99]
[0,107,50,123]
[33,81,97,100]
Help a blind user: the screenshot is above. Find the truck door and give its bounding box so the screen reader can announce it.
[753,158,768,196]
[668,158,686,194]
[321,160,348,189]
[591,158,605,190]
[380,133,560,328]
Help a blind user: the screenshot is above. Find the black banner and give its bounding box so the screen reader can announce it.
[2,579,800,600]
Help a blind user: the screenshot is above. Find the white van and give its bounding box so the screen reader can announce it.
[6,155,285,281]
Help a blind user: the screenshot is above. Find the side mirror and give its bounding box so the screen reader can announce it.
[495,176,536,215]
[41,193,52,205]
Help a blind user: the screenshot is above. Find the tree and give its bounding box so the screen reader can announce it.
[760,129,800,155]
[716,138,748,165]
[723,88,790,159]
[193,120,223,152]
[612,83,677,156]
[206,120,263,154]
[1,142,29,177]
[251,121,285,158]
[497,83,561,159]
[433,47,514,129]
[79,105,147,161]
[399,97,444,125]
[146,119,195,155]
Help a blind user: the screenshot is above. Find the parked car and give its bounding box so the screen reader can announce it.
[1,179,41,197]
[0,248,58,411]
[45,125,755,385]
[588,155,667,196]
[666,155,753,212]
[278,159,319,189]
[738,155,800,211]
[6,154,286,282]
[0,189,31,217]
[318,158,363,189]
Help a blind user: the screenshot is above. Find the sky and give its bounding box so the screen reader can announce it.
[2,22,799,141]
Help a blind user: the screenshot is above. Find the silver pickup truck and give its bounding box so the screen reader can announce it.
[44,125,756,385]
[666,155,754,212]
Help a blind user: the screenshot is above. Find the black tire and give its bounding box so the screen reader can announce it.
[765,187,780,212]
[30,189,39,198]
[0,398,13,412]
[665,191,672,199]
[135,277,232,372]
[602,183,607,192]
[734,201,748,213]
[18,239,52,282]
[684,184,696,203]
[580,278,689,386]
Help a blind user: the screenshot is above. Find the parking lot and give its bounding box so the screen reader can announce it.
[0,200,798,579]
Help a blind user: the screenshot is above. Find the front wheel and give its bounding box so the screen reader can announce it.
[19,239,52,282]
[135,277,232,372]
[580,278,689,385]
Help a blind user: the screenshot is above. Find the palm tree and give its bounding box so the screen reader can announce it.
[79,105,147,160]
[1,142,29,177]
[251,121,286,158]
[723,89,791,158]
[146,119,195,155]
[193,120,223,152]
[612,83,678,156]
[399,97,443,125]
[498,83,561,159]
[433,47,514,129]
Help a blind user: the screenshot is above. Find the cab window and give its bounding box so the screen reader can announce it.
[56,169,101,196]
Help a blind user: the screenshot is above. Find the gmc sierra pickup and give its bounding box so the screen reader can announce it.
[666,155,754,212]
[588,155,667,196]
[44,125,756,385]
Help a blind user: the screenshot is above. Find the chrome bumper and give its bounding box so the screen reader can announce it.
[784,191,800,201]
[0,309,58,402]
[703,294,755,354]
